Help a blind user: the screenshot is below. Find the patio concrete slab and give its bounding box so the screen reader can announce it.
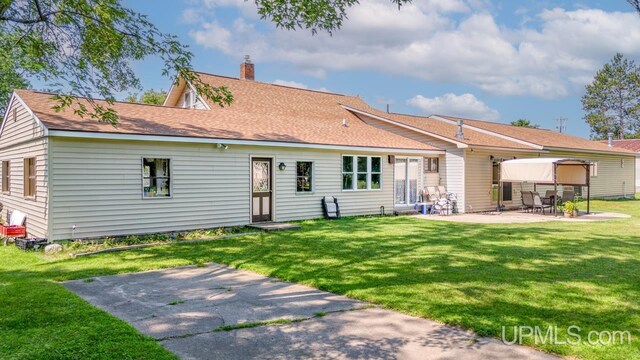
[414,210,630,224]
[64,264,557,360]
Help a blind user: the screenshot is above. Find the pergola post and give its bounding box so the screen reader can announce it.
[553,162,558,216]
[586,163,591,214]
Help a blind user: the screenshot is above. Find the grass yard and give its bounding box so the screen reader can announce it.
[1,197,639,359]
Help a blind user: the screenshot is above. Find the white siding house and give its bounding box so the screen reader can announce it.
[1,63,636,241]
[0,96,49,238]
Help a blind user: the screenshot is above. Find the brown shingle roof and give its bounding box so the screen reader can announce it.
[599,139,640,152]
[15,85,440,152]
[436,115,637,155]
[345,105,536,150]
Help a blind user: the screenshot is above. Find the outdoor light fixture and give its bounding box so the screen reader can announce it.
[278,162,286,171]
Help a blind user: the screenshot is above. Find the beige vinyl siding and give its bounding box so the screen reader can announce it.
[356,114,466,211]
[547,150,636,198]
[49,137,403,240]
[464,149,636,212]
[0,98,49,238]
[636,155,640,194]
[464,149,538,212]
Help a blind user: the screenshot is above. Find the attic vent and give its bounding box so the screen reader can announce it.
[456,119,464,139]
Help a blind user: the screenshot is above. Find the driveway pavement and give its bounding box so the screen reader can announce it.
[64,264,557,360]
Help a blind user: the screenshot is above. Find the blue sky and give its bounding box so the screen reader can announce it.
[123,0,640,138]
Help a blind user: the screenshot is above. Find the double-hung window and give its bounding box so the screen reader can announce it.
[2,161,9,193]
[342,155,382,190]
[425,158,439,173]
[24,158,35,197]
[143,158,171,198]
[296,161,313,192]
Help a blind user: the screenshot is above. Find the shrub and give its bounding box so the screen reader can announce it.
[562,201,578,213]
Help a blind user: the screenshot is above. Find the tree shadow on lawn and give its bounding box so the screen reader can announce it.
[3,215,639,358]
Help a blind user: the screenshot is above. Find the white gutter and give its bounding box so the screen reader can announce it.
[341,105,468,148]
[544,146,638,157]
[430,115,543,150]
[47,130,444,155]
[470,145,549,154]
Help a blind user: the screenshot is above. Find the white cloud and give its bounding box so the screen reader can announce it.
[180,8,204,24]
[187,1,640,99]
[273,79,308,89]
[407,93,499,121]
[272,79,331,93]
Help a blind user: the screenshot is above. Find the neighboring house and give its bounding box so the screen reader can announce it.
[0,59,636,240]
[600,139,640,193]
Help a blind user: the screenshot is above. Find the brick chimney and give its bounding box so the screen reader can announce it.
[240,55,254,80]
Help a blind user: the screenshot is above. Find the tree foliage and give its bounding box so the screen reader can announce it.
[1,0,410,124]
[0,0,232,125]
[581,53,640,140]
[255,0,410,34]
[125,89,166,105]
[510,119,539,128]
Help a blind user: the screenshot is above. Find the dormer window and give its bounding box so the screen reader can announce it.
[183,91,193,108]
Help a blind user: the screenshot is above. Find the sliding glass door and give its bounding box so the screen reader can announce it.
[395,158,407,204]
[395,157,421,205]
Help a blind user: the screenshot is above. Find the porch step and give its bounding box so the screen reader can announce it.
[248,222,301,231]
[394,209,420,216]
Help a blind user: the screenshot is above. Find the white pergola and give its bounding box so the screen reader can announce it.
[499,158,591,214]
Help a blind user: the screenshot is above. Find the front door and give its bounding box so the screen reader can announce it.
[252,158,272,222]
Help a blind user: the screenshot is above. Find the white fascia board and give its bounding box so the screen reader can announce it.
[162,78,211,110]
[341,105,468,148]
[469,145,549,154]
[47,130,444,155]
[430,115,543,150]
[545,146,638,157]
[0,92,49,137]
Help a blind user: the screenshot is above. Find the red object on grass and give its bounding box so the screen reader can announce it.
[1,225,26,238]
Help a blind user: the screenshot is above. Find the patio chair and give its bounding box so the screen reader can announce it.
[562,190,575,203]
[543,190,558,206]
[532,192,552,214]
[427,186,453,215]
[521,191,534,212]
[321,196,341,219]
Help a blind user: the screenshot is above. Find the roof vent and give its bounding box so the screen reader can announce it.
[456,119,464,139]
[240,55,254,80]
[607,132,613,147]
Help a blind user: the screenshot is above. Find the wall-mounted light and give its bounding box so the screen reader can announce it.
[278,162,286,171]
[216,143,228,150]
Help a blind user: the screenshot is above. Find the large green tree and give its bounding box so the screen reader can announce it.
[581,53,640,140]
[125,89,166,105]
[510,119,539,128]
[1,0,409,125]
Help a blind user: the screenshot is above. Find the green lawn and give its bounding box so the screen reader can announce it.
[1,197,639,359]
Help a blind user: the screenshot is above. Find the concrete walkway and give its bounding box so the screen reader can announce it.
[64,264,557,360]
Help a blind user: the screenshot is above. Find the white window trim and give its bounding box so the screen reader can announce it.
[342,155,383,191]
[141,157,173,199]
[394,156,423,206]
[590,161,598,177]
[295,160,315,194]
[425,157,439,173]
